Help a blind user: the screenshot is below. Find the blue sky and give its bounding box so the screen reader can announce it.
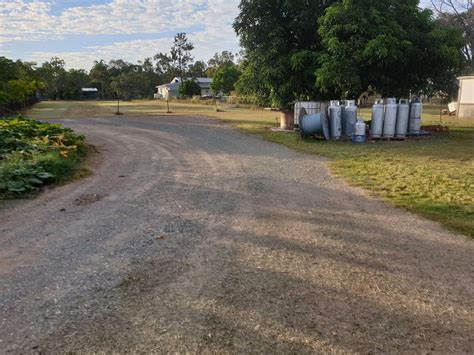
[0,0,436,70]
[0,0,240,69]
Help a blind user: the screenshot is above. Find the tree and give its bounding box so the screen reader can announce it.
[316,0,466,99]
[432,1,473,71]
[154,33,194,82]
[63,69,90,99]
[179,79,201,98]
[89,60,110,98]
[38,57,67,100]
[234,0,335,110]
[211,65,241,95]
[206,51,236,77]
[188,60,207,77]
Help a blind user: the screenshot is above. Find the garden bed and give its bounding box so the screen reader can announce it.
[0,116,86,197]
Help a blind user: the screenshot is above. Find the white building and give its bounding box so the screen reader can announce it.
[457,76,474,119]
[154,77,214,99]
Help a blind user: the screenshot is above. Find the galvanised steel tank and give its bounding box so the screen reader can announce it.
[409,97,422,133]
[383,98,398,138]
[395,99,409,137]
[298,107,329,140]
[343,100,358,138]
[370,99,384,138]
[328,100,342,140]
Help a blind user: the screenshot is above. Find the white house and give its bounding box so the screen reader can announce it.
[154,77,214,99]
[457,76,474,119]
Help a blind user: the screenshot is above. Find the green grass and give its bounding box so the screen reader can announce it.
[0,116,87,197]
[25,100,473,237]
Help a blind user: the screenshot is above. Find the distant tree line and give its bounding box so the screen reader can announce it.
[0,33,241,113]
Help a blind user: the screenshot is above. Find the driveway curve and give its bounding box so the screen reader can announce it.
[0,115,472,353]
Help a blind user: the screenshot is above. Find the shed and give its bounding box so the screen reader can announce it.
[81,88,98,100]
[456,76,474,119]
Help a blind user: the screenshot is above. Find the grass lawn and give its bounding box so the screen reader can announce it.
[26,100,473,237]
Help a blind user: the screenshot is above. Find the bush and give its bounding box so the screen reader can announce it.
[0,116,86,196]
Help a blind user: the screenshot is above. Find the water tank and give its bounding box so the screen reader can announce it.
[383,98,398,138]
[328,100,342,140]
[409,98,422,133]
[343,100,358,138]
[370,99,384,138]
[352,119,366,144]
[395,99,409,137]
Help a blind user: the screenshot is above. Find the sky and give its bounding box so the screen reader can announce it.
[0,0,436,70]
[0,0,241,70]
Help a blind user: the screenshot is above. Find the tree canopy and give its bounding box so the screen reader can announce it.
[316,0,466,99]
[234,0,466,108]
[179,79,202,98]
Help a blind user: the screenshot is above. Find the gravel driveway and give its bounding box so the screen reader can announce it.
[0,115,472,353]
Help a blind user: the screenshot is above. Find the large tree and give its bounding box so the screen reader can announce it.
[234,0,335,109]
[316,0,466,99]
[432,0,473,71]
[206,51,236,77]
[211,65,241,95]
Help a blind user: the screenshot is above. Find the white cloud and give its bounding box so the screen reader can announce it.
[0,0,239,39]
[28,26,239,70]
[1,0,241,68]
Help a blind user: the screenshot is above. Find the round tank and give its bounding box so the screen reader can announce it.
[409,98,422,133]
[328,100,342,140]
[298,107,329,140]
[343,100,357,138]
[370,99,384,138]
[383,98,398,138]
[395,99,409,137]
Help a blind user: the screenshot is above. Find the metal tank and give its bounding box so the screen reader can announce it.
[395,99,409,137]
[383,98,398,138]
[298,107,329,140]
[343,100,358,138]
[370,99,384,138]
[328,100,342,140]
[409,97,422,133]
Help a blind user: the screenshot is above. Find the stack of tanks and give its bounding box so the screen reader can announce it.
[370,98,423,138]
[327,100,359,140]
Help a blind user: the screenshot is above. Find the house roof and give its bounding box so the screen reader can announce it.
[81,88,98,92]
[156,77,213,90]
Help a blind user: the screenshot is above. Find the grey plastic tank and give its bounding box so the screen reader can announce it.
[409,98,422,133]
[395,99,409,137]
[343,100,357,137]
[328,100,342,140]
[383,98,398,138]
[370,99,384,138]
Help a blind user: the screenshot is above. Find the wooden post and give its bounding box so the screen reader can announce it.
[166,99,170,113]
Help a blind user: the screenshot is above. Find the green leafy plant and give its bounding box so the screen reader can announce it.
[0,116,86,196]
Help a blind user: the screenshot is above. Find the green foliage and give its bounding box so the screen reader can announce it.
[234,0,466,107]
[179,79,202,98]
[234,0,335,110]
[0,116,85,196]
[211,65,241,95]
[316,0,466,98]
[206,51,236,77]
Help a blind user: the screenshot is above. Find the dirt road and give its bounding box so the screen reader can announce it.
[1,116,472,353]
